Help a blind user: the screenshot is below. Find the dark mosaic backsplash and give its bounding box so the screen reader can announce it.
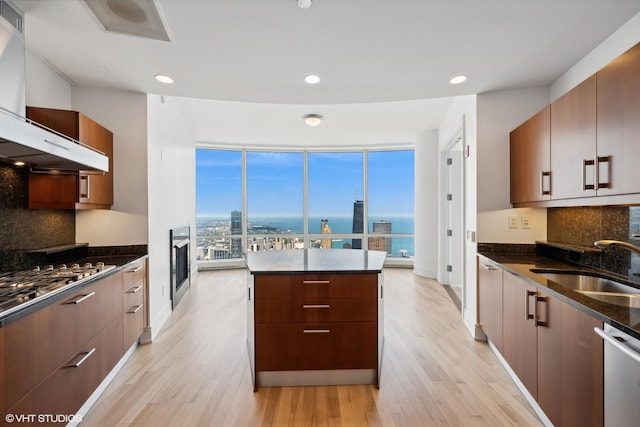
[546,206,639,276]
[0,164,75,271]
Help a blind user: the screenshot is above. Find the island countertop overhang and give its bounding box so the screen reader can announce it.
[244,249,387,274]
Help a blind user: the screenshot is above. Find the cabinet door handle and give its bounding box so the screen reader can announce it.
[596,155,611,189]
[126,285,143,294]
[480,263,497,271]
[127,266,143,273]
[303,304,330,309]
[303,329,330,333]
[525,290,536,320]
[535,296,546,327]
[44,139,70,150]
[540,171,551,196]
[67,348,96,368]
[67,291,96,305]
[583,159,595,190]
[127,304,143,314]
[302,280,330,284]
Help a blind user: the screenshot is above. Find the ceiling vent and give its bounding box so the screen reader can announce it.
[0,0,23,33]
[83,0,170,42]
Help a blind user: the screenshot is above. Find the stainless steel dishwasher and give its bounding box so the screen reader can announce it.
[594,324,640,427]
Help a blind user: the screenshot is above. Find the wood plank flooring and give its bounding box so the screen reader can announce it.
[81,268,542,426]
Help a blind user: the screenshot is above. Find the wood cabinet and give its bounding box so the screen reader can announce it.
[490,267,603,427]
[26,107,114,210]
[510,106,551,204]
[250,272,381,388]
[536,289,603,427]
[550,75,597,199]
[1,271,124,421]
[122,259,147,349]
[477,256,503,351]
[596,42,640,197]
[501,271,538,397]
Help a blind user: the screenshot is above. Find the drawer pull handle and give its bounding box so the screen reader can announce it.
[480,264,497,271]
[67,291,96,305]
[303,304,330,309]
[126,285,143,294]
[302,280,330,284]
[303,329,330,333]
[127,266,143,273]
[67,348,96,368]
[128,304,143,314]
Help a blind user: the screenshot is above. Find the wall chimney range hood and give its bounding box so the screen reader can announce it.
[0,0,109,172]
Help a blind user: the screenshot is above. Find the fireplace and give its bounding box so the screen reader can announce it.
[170,225,190,309]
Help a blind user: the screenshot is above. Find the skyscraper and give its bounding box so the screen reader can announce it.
[369,220,392,254]
[321,219,332,249]
[352,200,364,249]
[231,210,242,257]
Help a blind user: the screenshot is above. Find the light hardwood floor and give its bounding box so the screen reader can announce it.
[82,268,542,426]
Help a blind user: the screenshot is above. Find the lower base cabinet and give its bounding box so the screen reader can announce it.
[487,267,603,427]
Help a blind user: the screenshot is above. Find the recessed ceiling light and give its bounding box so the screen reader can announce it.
[155,74,174,84]
[449,75,468,85]
[297,0,312,9]
[304,74,320,84]
[303,114,323,126]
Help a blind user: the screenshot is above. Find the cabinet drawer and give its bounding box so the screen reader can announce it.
[255,321,377,371]
[255,297,377,323]
[123,302,144,349]
[122,261,145,288]
[123,280,144,310]
[254,273,378,300]
[5,317,123,424]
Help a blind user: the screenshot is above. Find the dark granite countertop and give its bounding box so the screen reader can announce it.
[245,249,387,274]
[478,252,640,340]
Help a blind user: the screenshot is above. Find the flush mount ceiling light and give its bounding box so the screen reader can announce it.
[155,74,174,84]
[297,0,312,9]
[449,75,468,84]
[304,74,320,84]
[13,161,25,167]
[83,0,171,42]
[303,114,323,126]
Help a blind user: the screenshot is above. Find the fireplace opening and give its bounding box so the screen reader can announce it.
[170,225,190,309]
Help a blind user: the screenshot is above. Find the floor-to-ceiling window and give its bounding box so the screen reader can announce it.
[196,148,415,263]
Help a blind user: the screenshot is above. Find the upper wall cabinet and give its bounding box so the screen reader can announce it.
[26,107,114,210]
[596,42,640,198]
[550,75,597,200]
[511,42,640,207]
[510,106,550,204]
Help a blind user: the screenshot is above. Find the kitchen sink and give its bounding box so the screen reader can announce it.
[531,270,640,308]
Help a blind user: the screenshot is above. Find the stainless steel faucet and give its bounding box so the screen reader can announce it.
[594,239,640,256]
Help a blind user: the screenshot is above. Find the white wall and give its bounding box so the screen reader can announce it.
[25,52,71,110]
[414,130,438,278]
[551,11,640,102]
[147,94,196,339]
[72,88,149,246]
[476,87,549,244]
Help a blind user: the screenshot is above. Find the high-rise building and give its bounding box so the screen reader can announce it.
[352,200,364,249]
[369,220,392,254]
[321,219,332,249]
[231,210,242,257]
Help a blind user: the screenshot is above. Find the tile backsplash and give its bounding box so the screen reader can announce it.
[547,206,640,276]
[0,164,74,270]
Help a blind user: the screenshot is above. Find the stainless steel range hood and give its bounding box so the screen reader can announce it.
[0,0,109,172]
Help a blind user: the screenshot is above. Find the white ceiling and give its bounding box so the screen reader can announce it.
[12,0,640,145]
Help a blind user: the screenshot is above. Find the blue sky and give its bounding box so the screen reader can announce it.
[196,149,414,218]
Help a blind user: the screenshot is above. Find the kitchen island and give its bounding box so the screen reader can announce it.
[245,249,386,389]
